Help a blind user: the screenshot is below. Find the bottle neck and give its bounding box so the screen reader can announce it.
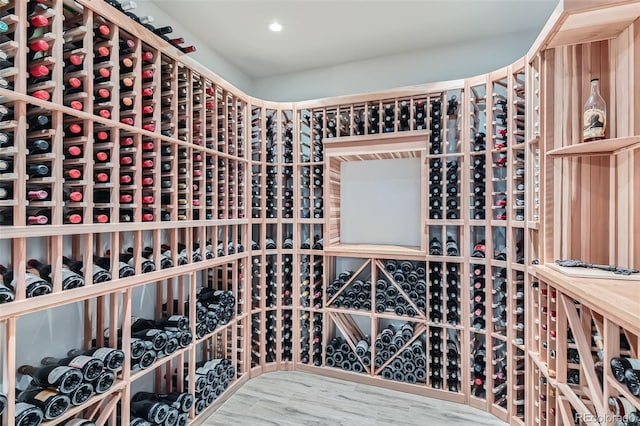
[590,80,600,96]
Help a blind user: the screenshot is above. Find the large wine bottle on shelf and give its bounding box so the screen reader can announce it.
[583,78,606,142]
[39,354,104,381]
[17,388,71,420]
[14,401,45,426]
[17,364,83,394]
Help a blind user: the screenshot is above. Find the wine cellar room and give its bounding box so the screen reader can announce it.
[0,0,639,425]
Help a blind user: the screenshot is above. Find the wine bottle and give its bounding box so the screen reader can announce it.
[132,392,194,414]
[40,354,104,382]
[131,398,171,424]
[608,395,638,421]
[69,382,94,406]
[17,390,72,420]
[92,369,116,394]
[94,255,135,278]
[583,78,606,142]
[68,346,124,371]
[611,357,640,383]
[17,364,83,394]
[624,365,640,396]
[14,402,45,426]
[445,236,459,256]
[130,320,168,351]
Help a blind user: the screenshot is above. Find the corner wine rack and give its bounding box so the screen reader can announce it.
[1,0,639,425]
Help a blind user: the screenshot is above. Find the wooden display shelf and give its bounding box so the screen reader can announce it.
[0,219,249,239]
[533,263,640,334]
[0,252,250,321]
[324,243,426,260]
[546,135,640,157]
[528,0,640,57]
[324,132,428,160]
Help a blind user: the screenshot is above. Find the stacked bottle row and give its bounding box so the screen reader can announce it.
[326,259,429,319]
[326,335,369,373]
[529,278,640,425]
[15,346,123,424]
[106,315,192,373]
[190,358,236,416]
[183,287,236,340]
[300,254,323,310]
[376,323,424,384]
[510,70,527,224]
[130,391,194,426]
[428,158,461,220]
[428,262,460,325]
[0,226,244,303]
[299,311,323,366]
[301,97,454,141]
[102,0,196,54]
[0,0,247,226]
[377,260,427,317]
[250,109,294,220]
[324,319,463,393]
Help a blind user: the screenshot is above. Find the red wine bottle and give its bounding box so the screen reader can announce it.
[27,209,50,225]
[27,189,48,200]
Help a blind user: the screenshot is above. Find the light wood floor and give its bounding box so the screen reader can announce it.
[202,371,509,426]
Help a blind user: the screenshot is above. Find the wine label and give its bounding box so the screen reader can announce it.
[68,355,94,369]
[195,367,210,375]
[34,388,57,402]
[168,315,183,322]
[61,267,85,288]
[91,347,115,362]
[92,263,110,276]
[583,107,606,139]
[48,366,75,384]
[25,272,48,289]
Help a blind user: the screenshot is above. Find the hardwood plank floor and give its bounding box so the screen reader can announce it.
[202,371,509,426]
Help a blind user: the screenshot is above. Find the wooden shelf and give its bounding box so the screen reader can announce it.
[533,264,640,334]
[324,243,426,260]
[528,0,640,57]
[324,131,428,160]
[546,136,640,157]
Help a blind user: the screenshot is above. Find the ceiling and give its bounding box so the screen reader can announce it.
[150,0,558,79]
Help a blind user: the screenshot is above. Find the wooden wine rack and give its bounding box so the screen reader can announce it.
[0,0,639,425]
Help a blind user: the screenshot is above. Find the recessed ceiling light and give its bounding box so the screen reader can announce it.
[269,21,282,32]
